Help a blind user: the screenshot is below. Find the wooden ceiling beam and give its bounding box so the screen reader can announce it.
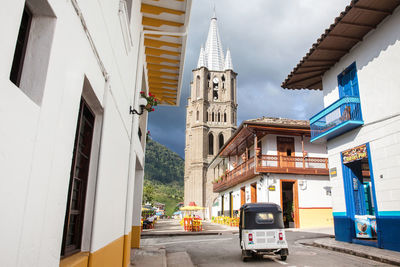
[149,87,177,93]
[306,59,337,63]
[329,34,362,42]
[141,3,185,16]
[147,63,179,71]
[149,82,177,89]
[150,89,177,94]
[316,47,348,53]
[157,96,175,105]
[142,16,183,28]
[353,6,392,15]
[305,79,323,89]
[148,77,178,84]
[285,73,322,86]
[144,38,182,48]
[146,56,179,64]
[339,21,376,29]
[294,68,328,75]
[148,70,178,77]
[297,64,331,69]
[145,47,180,57]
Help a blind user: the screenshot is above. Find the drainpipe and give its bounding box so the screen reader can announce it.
[122,30,144,265]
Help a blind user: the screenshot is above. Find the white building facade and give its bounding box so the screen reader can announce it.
[0,0,191,266]
[210,118,332,228]
[283,0,400,252]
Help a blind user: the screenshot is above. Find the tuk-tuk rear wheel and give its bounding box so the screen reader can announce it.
[241,250,251,262]
[280,255,287,261]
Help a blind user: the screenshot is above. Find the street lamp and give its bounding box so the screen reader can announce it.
[129,97,148,115]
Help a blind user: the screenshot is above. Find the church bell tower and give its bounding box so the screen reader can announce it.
[184,13,237,209]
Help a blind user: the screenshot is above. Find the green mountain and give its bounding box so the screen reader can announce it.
[143,138,184,216]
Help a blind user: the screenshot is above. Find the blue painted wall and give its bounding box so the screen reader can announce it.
[333,215,354,243]
[378,215,400,252]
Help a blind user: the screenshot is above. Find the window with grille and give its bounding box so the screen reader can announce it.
[61,99,95,256]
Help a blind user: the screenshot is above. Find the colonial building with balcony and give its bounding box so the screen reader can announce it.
[282,0,400,252]
[209,117,332,229]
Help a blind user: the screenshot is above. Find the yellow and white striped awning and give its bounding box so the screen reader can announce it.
[140,0,192,106]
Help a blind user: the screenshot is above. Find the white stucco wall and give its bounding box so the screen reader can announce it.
[218,173,331,213]
[0,0,147,266]
[321,7,400,214]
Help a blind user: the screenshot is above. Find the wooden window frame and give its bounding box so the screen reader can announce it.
[10,5,32,87]
[61,99,95,257]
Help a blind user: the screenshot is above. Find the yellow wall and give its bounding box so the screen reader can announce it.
[60,252,89,267]
[88,236,124,267]
[299,208,333,228]
[60,234,131,267]
[131,226,141,248]
[123,232,131,267]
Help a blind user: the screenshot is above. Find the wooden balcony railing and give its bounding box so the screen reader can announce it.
[213,155,329,192]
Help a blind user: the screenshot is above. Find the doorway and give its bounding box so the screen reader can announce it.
[229,192,233,217]
[277,137,295,167]
[251,183,257,203]
[240,187,245,206]
[221,195,224,216]
[342,144,378,241]
[281,180,299,228]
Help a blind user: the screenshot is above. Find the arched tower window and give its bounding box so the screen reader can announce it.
[213,77,219,100]
[224,113,227,122]
[208,133,214,155]
[196,76,200,99]
[222,75,225,89]
[219,133,224,149]
[212,112,215,122]
[231,78,234,101]
[196,110,199,121]
[218,112,221,122]
[206,112,208,122]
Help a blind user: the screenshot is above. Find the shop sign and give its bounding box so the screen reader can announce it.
[342,144,367,164]
[268,185,276,191]
[330,167,337,178]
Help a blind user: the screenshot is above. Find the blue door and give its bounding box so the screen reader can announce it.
[338,62,359,98]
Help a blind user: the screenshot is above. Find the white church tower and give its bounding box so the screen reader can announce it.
[184,12,238,209]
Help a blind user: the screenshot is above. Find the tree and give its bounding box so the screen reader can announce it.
[143,183,154,204]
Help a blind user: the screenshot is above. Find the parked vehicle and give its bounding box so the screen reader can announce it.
[239,203,289,261]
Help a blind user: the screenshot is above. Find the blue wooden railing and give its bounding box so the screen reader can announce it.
[310,96,363,142]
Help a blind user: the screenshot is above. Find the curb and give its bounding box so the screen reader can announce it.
[303,240,400,266]
[141,231,237,238]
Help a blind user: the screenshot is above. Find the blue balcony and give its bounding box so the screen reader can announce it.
[310,96,364,143]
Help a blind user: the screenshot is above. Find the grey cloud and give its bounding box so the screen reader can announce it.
[148,0,350,158]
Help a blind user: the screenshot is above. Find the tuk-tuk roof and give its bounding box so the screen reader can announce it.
[240,203,284,230]
[241,203,282,213]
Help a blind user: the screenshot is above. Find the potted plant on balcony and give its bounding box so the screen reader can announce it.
[140,91,158,112]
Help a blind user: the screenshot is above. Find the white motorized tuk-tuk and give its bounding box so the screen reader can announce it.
[239,203,289,262]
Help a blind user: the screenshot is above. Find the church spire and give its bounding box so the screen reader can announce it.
[197,45,206,68]
[204,12,225,71]
[224,48,233,71]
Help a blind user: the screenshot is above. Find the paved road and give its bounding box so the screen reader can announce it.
[141,231,392,266]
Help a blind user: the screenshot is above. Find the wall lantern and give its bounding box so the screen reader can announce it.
[299,180,307,190]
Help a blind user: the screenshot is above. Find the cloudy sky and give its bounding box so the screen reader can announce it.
[148,0,350,158]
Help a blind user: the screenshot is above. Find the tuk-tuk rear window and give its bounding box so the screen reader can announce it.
[255,212,274,224]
